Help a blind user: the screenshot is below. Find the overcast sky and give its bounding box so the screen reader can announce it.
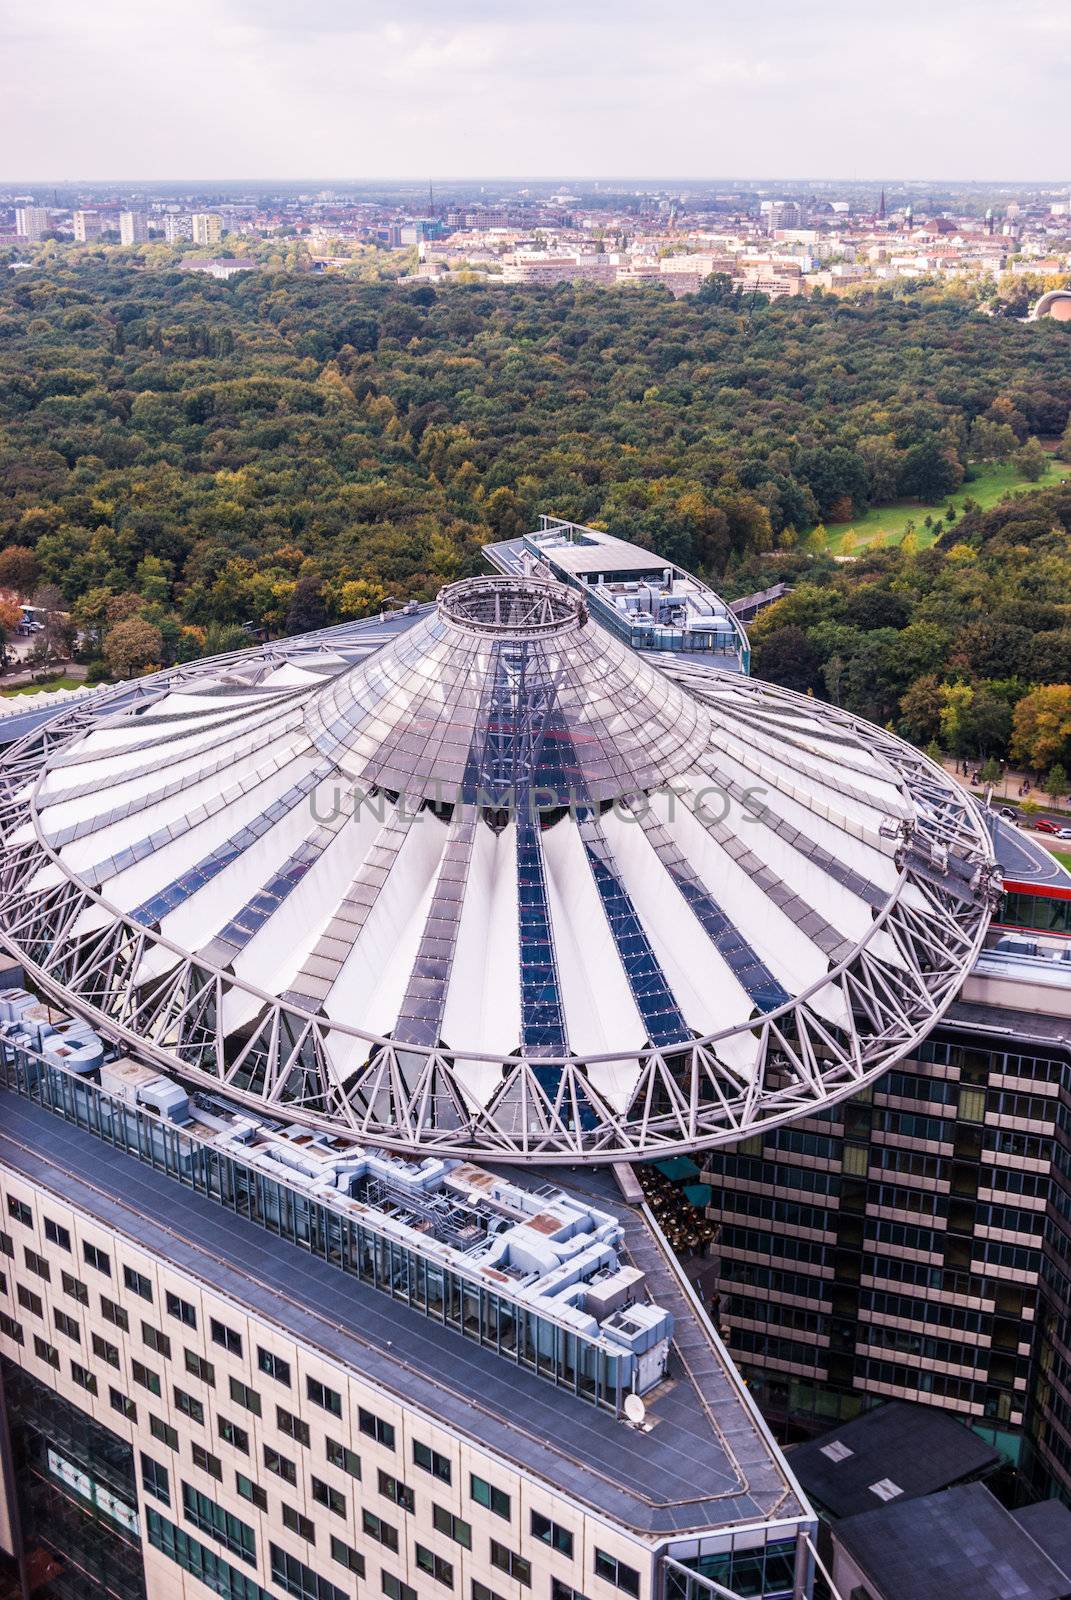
[3,0,1069,183]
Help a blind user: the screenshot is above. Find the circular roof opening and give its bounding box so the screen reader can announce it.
[438,575,586,636]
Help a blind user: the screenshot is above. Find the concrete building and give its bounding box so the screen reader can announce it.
[14,207,49,241]
[190,212,224,246]
[178,256,254,280]
[701,820,1071,1499]
[120,210,149,246]
[0,547,998,1600]
[163,212,192,244]
[73,211,102,243]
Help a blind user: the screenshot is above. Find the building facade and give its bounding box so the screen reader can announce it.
[14,207,49,241]
[191,213,224,246]
[702,858,1071,1503]
[120,210,149,246]
[73,211,103,243]
[0,1023,817,1600]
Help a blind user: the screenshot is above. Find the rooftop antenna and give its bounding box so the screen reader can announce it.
[428,178,435,216]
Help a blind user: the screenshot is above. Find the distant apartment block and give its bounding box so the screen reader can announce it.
[14,207,49,241]
[119,210,149,246]
[73,211,102,243]
[162,212,192,244]
[190,212,223,246]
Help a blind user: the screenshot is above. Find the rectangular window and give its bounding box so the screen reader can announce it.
[276,1405,309,1446]
[0,1231,11,1258]
[594,1552,640,1598]
[236,1473,268,1512]
[378,1470,414,1512]
[7,1197,31,1228]
[110,1387,136,1422]
[330,1535,365,1577]
[552,1584,590,1600]
[150,1414,179,1451]
[92,1332,120,1368]
[0,1311,20,1345]
[174,1386,205,1424]
[142,1322,171,1359]
[24,1248,50,1282]
[182,1481,256,1566]
[270,1545,348,1600]
[148,1509,272,1600]
[71,1360,97,1396]
[312,1476,346,1517]
[210,1317,242,1356]
[306,1376,342,1418]
[185,1349,216,1386]
[16,1286,42,1318]
[123,1265,153,1301]
[490,1542,530,1587]
[325,1438,361,1478]
[264,1444,297,1486]
[166,1290,197,1328]
[100,1295,129,1331]
[257,1347,291,1386]
[132,1359,161,1396]
[83,1241,111,1275]
[383,1572,418,1600]
[362,1509,399,1553]
[53,1308,80,1343]
[282,1504,315,1542]
[43,1218,71,1252]
[228,1376,261,1417]
[191,1443,222,1482]
[141,1452,171,1506]
[414,1441,452,1483]
[532,1512,574,1558]
[218,1416,249,1455]
[61,1271,88,1306]
[33,1335,60,1370]
[474,1583,507,1600]
[359,1407,395,1448]
[433,1505,472,1549]
[416,1544,454,1588]
[471,1475,511,1520]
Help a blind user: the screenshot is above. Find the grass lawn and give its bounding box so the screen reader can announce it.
[0,675,84,698]
[806,458,1069,557]
[1051,851,1071,876]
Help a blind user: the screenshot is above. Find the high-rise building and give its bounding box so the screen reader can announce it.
[73,210,102,242]
[14,206,49,241]
[191,212,223,246]
[120,210,149,246]
[163,212,192,244]
[701,821,1071,1500]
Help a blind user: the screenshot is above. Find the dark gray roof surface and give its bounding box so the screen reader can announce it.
[1013,1501,1071,1579]
[0,1090,804,1539]
[834,1482,1071,1600]
[789,1400,999,1520]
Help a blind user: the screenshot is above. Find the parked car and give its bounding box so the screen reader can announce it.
[998,806,1020,822]
[1057,828,1071,840]
[1035,818,1060,834]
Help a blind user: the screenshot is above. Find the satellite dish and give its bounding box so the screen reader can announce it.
[623,1393,646,1426]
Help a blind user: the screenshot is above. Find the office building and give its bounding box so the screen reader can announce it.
[701,820,1071,1501]
[0,550,996,1599]
[120,210,149,246]
[14,207,49,241]
[191,212,224,246]
[73,210,102,243]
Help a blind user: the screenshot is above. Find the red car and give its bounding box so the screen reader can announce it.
[1035,818,1060,834]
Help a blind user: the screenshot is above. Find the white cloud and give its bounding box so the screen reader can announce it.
[0,0,1065,179]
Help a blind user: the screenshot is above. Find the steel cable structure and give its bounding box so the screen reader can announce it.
[0,574,999,1162]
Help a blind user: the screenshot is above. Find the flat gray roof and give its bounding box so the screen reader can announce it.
[990,816,1071,890]
[834,1481,1071,1600]
[0,1091,804,1540]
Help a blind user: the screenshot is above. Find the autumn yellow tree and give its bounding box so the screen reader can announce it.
[1011,685,1071,773]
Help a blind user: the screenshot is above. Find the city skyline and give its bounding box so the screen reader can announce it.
[2,0,1069,183]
